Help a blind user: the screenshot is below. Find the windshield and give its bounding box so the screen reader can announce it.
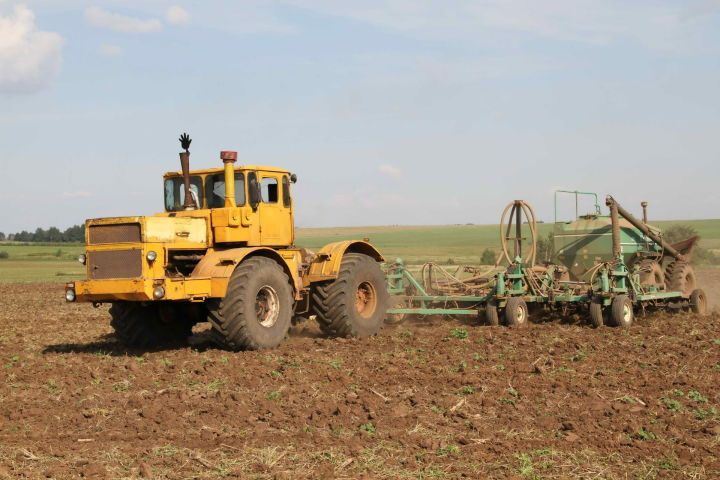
[164,176,203,211]
[205,173,245,208]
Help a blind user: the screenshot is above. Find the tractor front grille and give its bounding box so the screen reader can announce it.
[88,249,143,279]
[88,223,141,244]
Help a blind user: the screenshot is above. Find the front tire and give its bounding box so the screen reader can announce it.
[109,301,194,348]
[312,253,388,337]
[207,257,293,350]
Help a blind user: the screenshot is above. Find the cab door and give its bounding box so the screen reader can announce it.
[256,173,293,246]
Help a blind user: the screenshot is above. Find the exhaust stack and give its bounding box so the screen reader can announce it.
[178,133,195,210]
[220,151,237,207]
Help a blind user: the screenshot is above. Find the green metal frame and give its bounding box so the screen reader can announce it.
[385,191,689,321]
[554,190,601,223]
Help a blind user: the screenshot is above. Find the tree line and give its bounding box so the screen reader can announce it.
[0,225,84,243]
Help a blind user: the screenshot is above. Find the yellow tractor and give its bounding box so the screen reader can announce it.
[65,134,388,350]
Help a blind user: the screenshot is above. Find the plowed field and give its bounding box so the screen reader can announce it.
[1,281,719,479]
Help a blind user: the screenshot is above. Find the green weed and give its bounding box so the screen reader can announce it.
[359,422,376,435]
[688,390,708,403]
[457,385,475,396]
[450,328,468,339]
[569,350,586,362]
[635,428,657,441]
[436,445,460,456]
[662,398,682,411]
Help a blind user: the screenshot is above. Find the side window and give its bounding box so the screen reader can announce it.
[205,173,245,208]
[164,177,203,211]
[261,177,278,203]
[282,175,291,207]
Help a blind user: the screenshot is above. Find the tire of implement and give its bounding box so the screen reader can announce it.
[207,256,293,351]
[312,253,388,337]
[689,289,707,315]
[638,259,665,288]
[504,297,529,327]
[485,298,500,326]
[665,261,697,296]
[611,294,634,328]
[589,297,606,328]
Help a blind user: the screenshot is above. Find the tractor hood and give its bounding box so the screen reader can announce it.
[85,216,208,247]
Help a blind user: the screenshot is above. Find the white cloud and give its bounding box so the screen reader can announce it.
[0,4,63,94]
[97,44,123,56]
[378,164,402,177]
[84,6,162,33]
[62,191,92,198]
[166,6,190,26]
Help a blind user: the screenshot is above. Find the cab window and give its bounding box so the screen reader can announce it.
[164,176,203,211]
[282,176,291,207]
[261,177,278,203]
[205,173,246,208]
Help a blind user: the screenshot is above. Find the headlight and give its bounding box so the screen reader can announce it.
[153,286,165,299]
[65,289,76,302]
[146,251,157,262]
[78,254,86,264]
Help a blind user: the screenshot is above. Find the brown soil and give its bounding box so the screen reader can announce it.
[1,283,719,479]
[697,270,720,309]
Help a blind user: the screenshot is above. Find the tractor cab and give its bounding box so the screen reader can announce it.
[160,159,296,248]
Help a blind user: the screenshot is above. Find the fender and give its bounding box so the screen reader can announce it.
[191,247,302,297]
[306,240,384,282]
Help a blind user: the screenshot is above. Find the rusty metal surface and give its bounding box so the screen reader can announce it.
[88,223,141,244]
[88,249,142,279]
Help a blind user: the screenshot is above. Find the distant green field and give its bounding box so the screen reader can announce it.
[0,244,85,282]
[1,218,718,283]
[296,219,720,266]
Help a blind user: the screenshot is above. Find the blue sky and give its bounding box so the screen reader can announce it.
[1,0,719,233]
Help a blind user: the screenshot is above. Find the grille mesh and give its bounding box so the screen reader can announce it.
[88,250,142,279]
[88,224,141,244]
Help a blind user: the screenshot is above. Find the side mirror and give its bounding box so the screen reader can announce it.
[248,172,261,211]
[290,173,297,184]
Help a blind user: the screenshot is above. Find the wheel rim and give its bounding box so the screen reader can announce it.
[622,303,632,323]
[355,281,378,318]
[516,305,527,324]
[255,286,280,327]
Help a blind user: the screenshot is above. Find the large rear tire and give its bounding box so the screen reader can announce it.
[638,260,665,289]
[207,257,293,350]
[312,253,388,337]
[665,261,696,296]
[109,302,195,348]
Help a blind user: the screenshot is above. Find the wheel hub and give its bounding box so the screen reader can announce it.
[255,285,280,327]
[355,281,378,318]
[623,303,632,322]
